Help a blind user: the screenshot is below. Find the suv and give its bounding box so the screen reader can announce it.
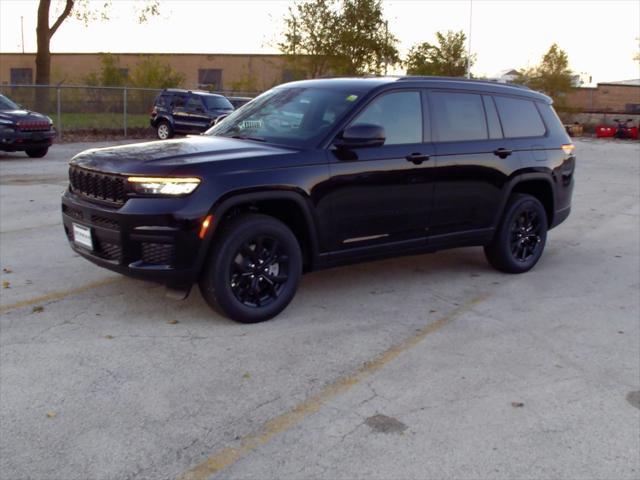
[62,77,575,323]
[0,93,55,157]
[150,89,234,139]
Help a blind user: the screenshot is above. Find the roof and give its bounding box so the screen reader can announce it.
[599,79,640,86]
[279,76,550,102]
[161,88,226,97]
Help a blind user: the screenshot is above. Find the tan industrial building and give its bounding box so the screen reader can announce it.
[0,52,303,92]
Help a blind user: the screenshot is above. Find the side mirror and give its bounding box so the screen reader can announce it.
[334,124,385,149]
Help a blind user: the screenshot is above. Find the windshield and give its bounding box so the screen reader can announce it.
[206,87,364,147]
[204,95,233,110]
[0,94,20,111]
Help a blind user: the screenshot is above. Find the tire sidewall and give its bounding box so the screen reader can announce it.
[156,121,173,140]
[496,195,548,272]
[26,147,48,158]
[202,216,302,323]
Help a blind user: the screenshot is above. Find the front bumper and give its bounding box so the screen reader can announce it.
[0,128,55,151]
[61,189,210,287]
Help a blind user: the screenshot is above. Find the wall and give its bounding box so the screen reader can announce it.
[0,53,298,92]
[565,83,640,113]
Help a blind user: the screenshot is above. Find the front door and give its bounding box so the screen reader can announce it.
[326,90,435,255]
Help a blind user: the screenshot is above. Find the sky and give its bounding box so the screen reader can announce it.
[0,0,639,85]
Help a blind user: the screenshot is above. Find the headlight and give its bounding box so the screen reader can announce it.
[127,176,201,195]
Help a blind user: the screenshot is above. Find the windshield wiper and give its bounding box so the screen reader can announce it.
[230,134,267,142]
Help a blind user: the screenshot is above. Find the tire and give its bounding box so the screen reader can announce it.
[156,120,174,140]
[26,147,48,158]
[484,193,548,273]
[199,214,303,323]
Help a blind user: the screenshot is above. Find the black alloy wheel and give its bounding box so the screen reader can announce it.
[199,214,302,323]
[484,193,548,273]
[230,235,290,308]
[510,208,544,262]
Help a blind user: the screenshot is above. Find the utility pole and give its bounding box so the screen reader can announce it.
[20,16,25,54]
[466,0,472,79]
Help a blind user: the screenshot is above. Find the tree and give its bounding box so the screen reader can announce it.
[334,0,399,75]
[128,56,184,89]
[278,0,398,78]
[278,0,339,78]
[84,54,127,87]
[404,30,473,77]
[35,0,159,107]
[516,43,573,108]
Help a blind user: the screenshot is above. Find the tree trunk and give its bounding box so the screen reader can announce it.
[35,0,51,110]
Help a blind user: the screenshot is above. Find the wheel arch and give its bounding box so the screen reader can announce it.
[496,173,556,228]
[201,189,321,272]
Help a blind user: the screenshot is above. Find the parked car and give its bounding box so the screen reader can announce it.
[149,89,234,139]
[227,96,253,109]
[62,77,575,323]
[0,93,55,158]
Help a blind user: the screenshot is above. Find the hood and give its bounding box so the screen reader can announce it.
[70,135,298,174]
[0,109,51,123]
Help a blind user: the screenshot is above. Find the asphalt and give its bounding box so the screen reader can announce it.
[1,138,639,480]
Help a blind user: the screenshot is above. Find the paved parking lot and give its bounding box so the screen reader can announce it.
[1,138,639,480]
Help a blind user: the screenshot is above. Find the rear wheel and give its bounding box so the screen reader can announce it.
[156,120,174,140]
[26,147,48,158]
[484,194,548,273]
[199,214,302,323]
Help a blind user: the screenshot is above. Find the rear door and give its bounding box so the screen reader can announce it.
[170,94,190,133]
[427,90,517,241]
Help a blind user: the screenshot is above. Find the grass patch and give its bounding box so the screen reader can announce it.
[55,113,149,131]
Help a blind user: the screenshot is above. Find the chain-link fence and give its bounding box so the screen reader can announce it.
[0,85,259,140]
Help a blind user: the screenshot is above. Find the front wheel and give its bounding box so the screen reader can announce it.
[199,214,302,323]
[156,120,174,140]
[484,194,548,273]
[26,147,48,158]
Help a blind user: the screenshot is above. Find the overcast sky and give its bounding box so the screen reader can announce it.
[1,0,639,84]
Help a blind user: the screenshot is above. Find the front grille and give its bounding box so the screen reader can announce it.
[95,240,122,261]
[69,166,126,205]
[18,121,51,132]
[141,242,174,265]
[91,215,120,230]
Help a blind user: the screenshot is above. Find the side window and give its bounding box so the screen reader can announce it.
[172,95,187,109]
[351,91,422,145]
[430,92,487,142]
[186,96,204,111]
[482,95,503,139]
[494,96,546,138]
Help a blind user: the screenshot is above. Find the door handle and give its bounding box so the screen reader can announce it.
[405,153,430,165]
[493,148,513,159]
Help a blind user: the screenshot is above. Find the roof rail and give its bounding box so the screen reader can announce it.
[395,76,531,90]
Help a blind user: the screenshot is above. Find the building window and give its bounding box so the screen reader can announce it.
[10,68,33,85]
[198,69,222,90]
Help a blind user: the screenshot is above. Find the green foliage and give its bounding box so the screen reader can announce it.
[83,54,127,86]
[516,43,573,108]
[279,0,338,78]
[278,0,399,77]
[404,30,473,77]
[128,56,185,89]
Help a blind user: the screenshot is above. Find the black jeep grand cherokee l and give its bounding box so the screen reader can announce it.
[62,77,575,323]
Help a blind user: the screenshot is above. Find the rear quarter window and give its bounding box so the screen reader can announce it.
[494,96,546,138]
